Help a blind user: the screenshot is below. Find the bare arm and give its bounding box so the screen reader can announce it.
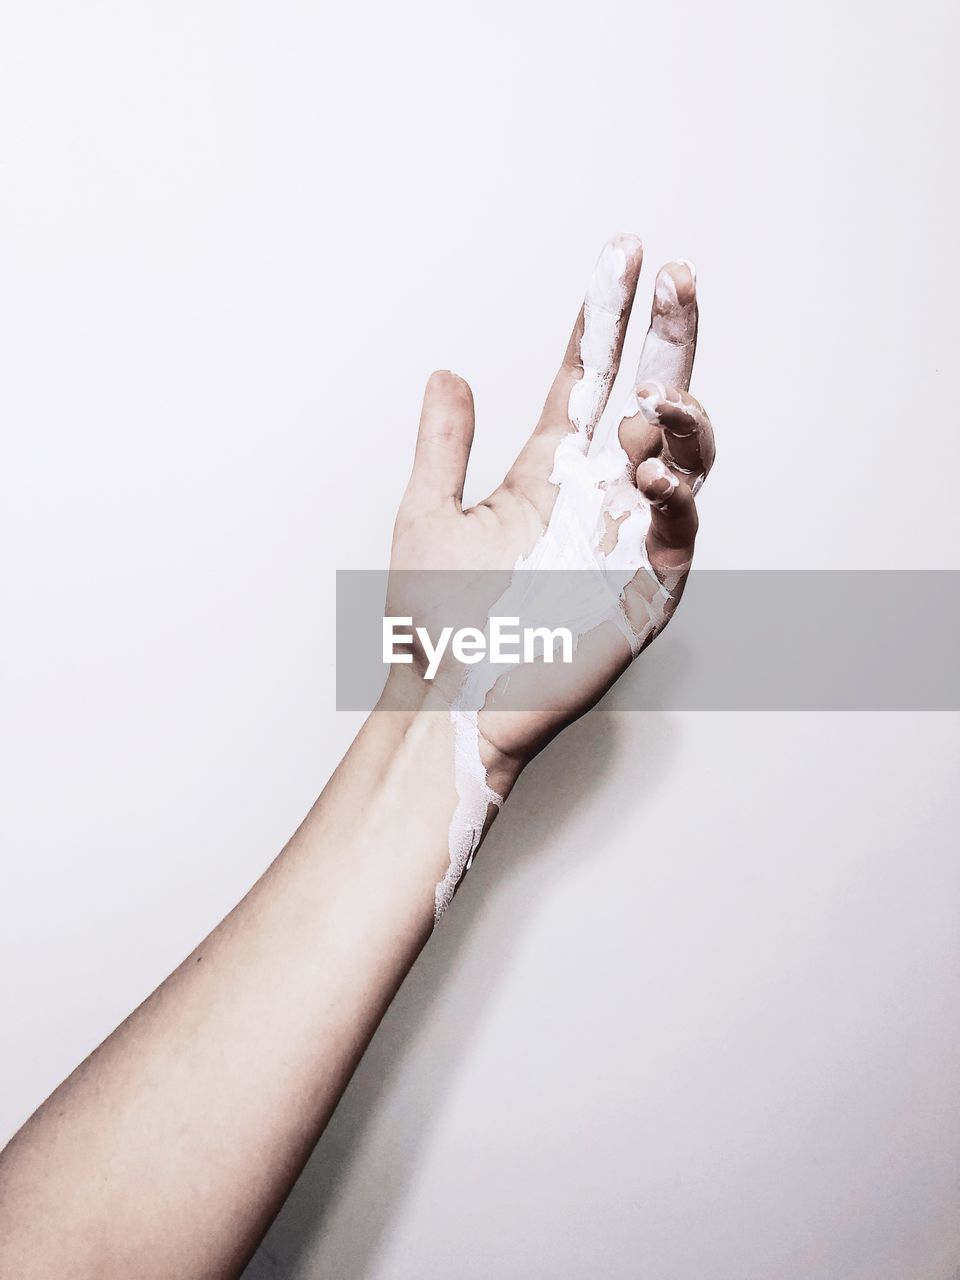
[0,235,715,1280]
[0,702,489,1279]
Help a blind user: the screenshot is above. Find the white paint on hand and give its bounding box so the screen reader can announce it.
[434,241,677,923]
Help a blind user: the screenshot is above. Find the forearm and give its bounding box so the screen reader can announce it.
[0,698,510,1280]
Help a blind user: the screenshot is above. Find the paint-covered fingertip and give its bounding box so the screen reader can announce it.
[678,258,697,285]
[611,230,644,259]
[634,380,665,423]
[637,456,679,506]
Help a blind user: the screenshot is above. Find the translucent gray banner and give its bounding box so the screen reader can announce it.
[335,570,960,711]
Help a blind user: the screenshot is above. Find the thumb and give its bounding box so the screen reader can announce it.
[406,370,475,508]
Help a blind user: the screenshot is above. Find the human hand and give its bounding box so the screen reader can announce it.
[389,235,716,793]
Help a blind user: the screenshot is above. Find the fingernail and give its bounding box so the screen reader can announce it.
[655,269,679,308]
[646,457,679,501]
[678,258,697,284]
[635,380,665,423]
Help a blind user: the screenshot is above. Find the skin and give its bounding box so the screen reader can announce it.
[0,235,715,1280]
[394,234,715,773]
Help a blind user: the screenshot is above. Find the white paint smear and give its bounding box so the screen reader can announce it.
[433,243,676,923]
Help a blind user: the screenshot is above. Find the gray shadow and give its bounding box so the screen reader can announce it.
[242,685,680,1279]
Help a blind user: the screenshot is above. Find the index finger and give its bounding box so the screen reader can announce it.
[538,234,644,440]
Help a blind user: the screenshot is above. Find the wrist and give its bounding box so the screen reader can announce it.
[374,668,526,799]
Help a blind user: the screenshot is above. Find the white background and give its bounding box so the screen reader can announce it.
[2,2,958,1277]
